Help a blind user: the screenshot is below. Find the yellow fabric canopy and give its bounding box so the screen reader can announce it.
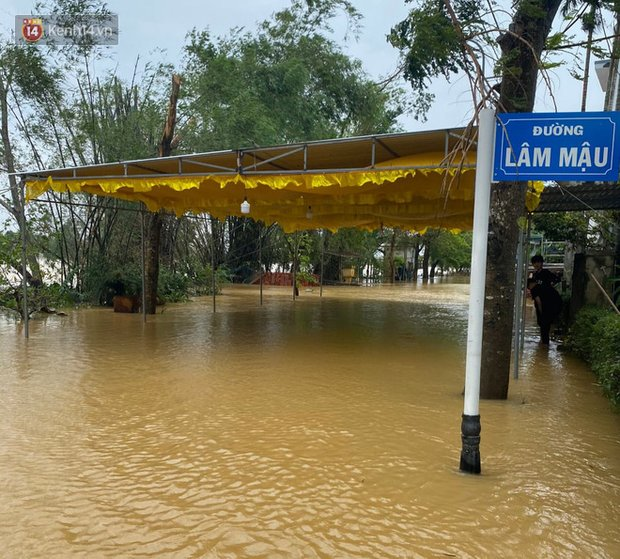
[23,131,542,232]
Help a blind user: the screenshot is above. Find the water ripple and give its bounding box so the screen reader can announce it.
[0,285,618,558]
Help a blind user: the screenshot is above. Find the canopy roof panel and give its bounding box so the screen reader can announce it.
[22,129,485,232]
[536,183,620,212]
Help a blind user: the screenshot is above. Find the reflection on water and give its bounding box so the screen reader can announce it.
[0,283,619,558]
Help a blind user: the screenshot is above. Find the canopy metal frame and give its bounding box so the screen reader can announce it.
[17,129,476,182]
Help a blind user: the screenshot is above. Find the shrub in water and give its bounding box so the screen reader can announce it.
[566,306,620,409]
[591,314,620,408]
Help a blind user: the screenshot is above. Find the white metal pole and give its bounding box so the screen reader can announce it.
[460,107,495,474]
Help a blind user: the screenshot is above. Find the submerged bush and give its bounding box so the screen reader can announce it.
[83,259,143,305]
[564,306,609,361]
[190,265,230,296]
[566,306,620,409]
[0,282,78,317]
[590,314,620,408]
[158,267,189,303]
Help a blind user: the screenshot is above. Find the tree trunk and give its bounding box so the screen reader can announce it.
[569,253,587,323]
[580,24,594,112]
[480,0,562,398]
[143,74,181,314]
[0,80,43,286]
[480,183,526,398]
[386,230,396,283]
[413,239,420,281]
[422,243,430,282]
[144,212,162,314]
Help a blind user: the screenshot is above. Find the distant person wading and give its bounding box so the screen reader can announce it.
[528,255,562,345]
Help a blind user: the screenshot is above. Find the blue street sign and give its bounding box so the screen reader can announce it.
[493,111,620,182]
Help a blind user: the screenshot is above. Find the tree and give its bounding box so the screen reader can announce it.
[389,0,616,398]
[2,0,405,313]
[561,0,608,111]
[143,73,181,314]
[1,0,176,312]
[180,0,401,151]
[429,230,473,274]
[323,228,382,282]
[533,212,589,249]
[0,42,63,287]
[178,0,403,288]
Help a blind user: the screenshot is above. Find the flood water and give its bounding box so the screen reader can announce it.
[1,283,619,558]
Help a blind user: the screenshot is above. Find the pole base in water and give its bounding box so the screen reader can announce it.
[459,414,481,474]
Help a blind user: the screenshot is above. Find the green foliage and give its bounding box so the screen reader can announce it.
[532,210,616,250]
[430,230,472,271]
[591,314,620,407]
[295,231,319,286]
[566,306,620,408]
[0,231,21,285]
[157,267,189,303]
[271,0,362,36]
[0,282,77,317]
[36,282,79,308]
[68,68,170,164]
[388,0,620,119]
[323,228,381,281]
[190,265,230,296]
[389,1,473,88]
[0,287,21,314]
[388,0,484,119]
[181,0,401,150]
[565,305,609,360]
[561,0,608,33]
[0,42,62,104]
[612,263,620,307]
[225,217,262,283]
[34,0,115,57]
[82,255,142,305]
[533,212,588,247]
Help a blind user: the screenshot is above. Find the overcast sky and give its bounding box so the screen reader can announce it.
[0,0,612,132]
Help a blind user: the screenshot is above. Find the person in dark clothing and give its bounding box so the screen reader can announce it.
[530,254,560,287]
[527,277,562,344]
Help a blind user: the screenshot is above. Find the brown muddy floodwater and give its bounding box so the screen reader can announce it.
[0,283,619,559]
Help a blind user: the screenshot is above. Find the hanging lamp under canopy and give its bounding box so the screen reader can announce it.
[20,128,542,232]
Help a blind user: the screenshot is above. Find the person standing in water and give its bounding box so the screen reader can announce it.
[527,277,562,344]
[530,254,560,288]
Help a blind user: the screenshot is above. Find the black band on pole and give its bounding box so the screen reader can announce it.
[459,414,481,474]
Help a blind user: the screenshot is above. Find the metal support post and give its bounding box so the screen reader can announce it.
[320,230,325,297]
[140,208,147,323]
[259,228,263,306]
[211,228,216,313]
[292,232,298,300]
[20,180,29,339]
